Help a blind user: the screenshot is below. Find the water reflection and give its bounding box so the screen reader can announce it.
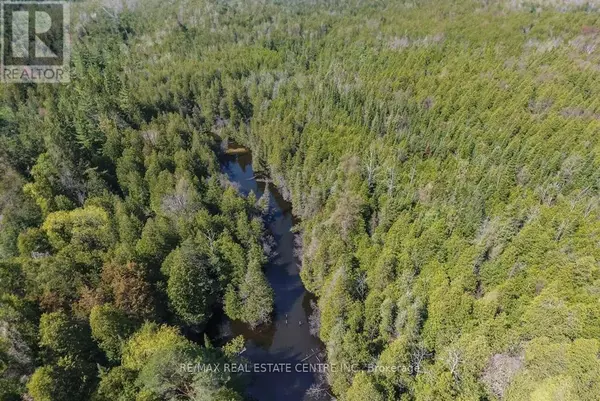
[217,148,326,401]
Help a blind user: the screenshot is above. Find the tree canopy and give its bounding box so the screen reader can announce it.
[1,0,600,400]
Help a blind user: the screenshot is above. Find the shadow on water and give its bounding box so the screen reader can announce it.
[211,147,326,401]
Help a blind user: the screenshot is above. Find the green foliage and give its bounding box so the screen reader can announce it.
[90,304,137,362]
[505,338,600,401]
[2,0,600,399]
[345,372,385,401]
[0,293,37,400]
[135,217,179,269]
[166,241,217,326]
[112,322,244,400]
[121,323,189,371]
[0,8,275,392]
[0,166,41,259]
[233,245,273,328]
[40,205,114,274]
[0,262,25,297]
[27,356,96,401]
[38,311,94,362]
[94,366,139,401]
[42,206,112,251]
[222,336,245,359]
[135,343,244,401]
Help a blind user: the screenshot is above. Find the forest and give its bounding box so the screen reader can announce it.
[1,0,600,400]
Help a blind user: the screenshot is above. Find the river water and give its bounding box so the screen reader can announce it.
[218,148,326,401]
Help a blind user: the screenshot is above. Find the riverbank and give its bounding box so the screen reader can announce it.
[216,145,327,401]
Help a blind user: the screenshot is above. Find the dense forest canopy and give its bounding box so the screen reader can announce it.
[1,0,600,400]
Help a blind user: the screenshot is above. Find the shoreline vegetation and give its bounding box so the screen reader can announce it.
[1,0,600,400]
[218,145,326,400]
[224,146,250,155]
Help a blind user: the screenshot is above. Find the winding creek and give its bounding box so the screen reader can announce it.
[216,147,326,401]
